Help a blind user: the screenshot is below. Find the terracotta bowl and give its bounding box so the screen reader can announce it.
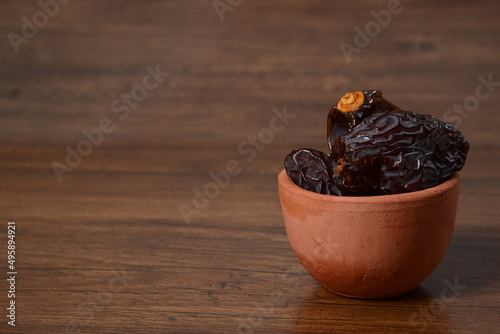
[278,169,460,299]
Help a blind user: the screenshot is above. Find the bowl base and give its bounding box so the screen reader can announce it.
[322,284,417,299]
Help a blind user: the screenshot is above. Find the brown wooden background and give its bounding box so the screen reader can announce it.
[0,0,499,333]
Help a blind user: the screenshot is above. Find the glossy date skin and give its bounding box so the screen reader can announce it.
[331,111,470,196]
[285,111,469,196]
[327,90,401,153]
[286,89,470,197]
[284,148,341,196]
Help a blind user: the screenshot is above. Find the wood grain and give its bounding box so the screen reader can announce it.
[0,0,499,333]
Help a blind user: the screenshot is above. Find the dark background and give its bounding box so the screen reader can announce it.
[0,0,498,333]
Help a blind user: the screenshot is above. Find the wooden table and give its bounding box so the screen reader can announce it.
[0,0,498,332]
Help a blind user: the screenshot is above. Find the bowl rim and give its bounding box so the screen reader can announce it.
[278,169,460,204]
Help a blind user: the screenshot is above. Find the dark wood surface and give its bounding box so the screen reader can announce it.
[0,0,499,333]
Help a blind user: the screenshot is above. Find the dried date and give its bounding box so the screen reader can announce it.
[331,111,470,196]
[284,148,341,196]
[327,90,401,152]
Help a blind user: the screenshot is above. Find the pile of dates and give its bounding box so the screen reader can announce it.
[284,90,470,196]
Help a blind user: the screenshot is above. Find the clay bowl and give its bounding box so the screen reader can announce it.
[278,169,460,299]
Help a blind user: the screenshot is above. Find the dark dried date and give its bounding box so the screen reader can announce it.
[284,148,341,196]
[331,111,470,196]
[327,90,401,152]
